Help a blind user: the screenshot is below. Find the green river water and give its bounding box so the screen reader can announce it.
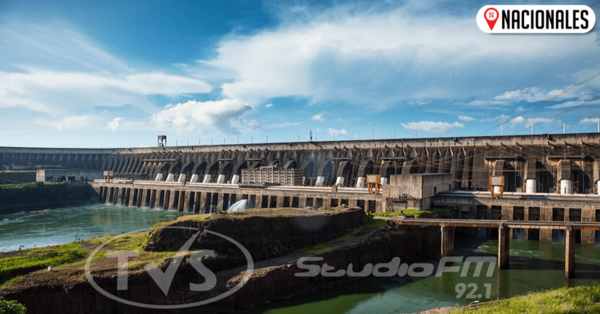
[1,207,599,313]
[0,204,187,252]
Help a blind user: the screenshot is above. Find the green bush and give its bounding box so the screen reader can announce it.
[0,296,26,314]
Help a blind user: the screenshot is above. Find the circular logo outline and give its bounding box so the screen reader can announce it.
[84,226,254,309]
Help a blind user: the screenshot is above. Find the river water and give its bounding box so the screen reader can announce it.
[0,205,187,252]
[240,230,600,314]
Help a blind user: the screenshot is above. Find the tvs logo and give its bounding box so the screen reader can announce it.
[84,227,254,310]
[477,5,596,34]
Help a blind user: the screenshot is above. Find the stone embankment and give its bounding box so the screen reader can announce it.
[1,208,440,313]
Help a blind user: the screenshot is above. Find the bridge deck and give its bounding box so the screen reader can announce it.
[378,217,600,230]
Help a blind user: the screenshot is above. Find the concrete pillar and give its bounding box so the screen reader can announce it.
[502,206,514,239]
[565,226,575,278]
[348,199,357,208]
[276,196,284,208]
[255,194,263,209]
[523,206,529,240]
[116,188,123,205]
[199,193,207,214]
[441,226,455,257]
[581,207,596,244]
[217,193,224,211]
[105,187,113,204]
[540,207,553,242]
[376,200,383,213]
[299,197,307,208]
[322,197,331,209]
[154,190,162,209]
[128,189,136,206]
[498,225,510,269]
[168,190,176,210]
[183,191,191,212]
[141,189,148,207]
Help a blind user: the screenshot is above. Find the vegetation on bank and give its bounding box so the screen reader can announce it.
[459,284,600,314]
[373,207,453,218]
[0,296,26,314]
[0,244,84,286]
[0,182,94,212]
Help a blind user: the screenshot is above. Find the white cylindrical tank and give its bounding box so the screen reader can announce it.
[525,179,536,194]
[316,176,325,187]
[155,173,164,181]
[202,174,212,184]
[380,177,388,185]
[166,173,174,182]
[231,174,240,184]
[217,174,226,184]
[493,186,502,195]
[190,174,199,183]
[560,179,572,194]
[335,177,345,186]
[597,181,600,195]
[177,174,186,183]
[356,177,366,188]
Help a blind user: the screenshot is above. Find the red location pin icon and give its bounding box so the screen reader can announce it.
[484,8,499,31]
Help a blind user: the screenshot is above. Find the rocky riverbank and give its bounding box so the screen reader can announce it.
[0,208,440,313]
[0,182,97,214]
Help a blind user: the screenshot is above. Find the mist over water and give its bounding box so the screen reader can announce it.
[0,204,187,252]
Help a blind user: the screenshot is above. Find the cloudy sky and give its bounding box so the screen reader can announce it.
[1,0,599,148]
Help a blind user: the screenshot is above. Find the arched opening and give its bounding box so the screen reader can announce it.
[195,162,208,176]
[208,162,220,182]
[303,161,316,186]
[182,161,195,177]
[170,161,182,174]
[221,162,234,182]
[537,161,552,193]
[340,162,353,187]
[158,163,170,179]
[235,162,248,176]
[364,161,375,176]
[322,161,335,186]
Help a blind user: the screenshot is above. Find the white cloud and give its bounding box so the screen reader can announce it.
[0,22,212,116]
[0,69,212,114]
[401,121,464,133]
[481,114,511,122]
[327,128,347,137]
[199,5,599,108]
[151,99,251,134]
[35,115,103,130]
[107,117,122,131]
[494,87,575,103]
[516,106,526,112]
[580,118,600,124]
[265,103,274,108]
[458,115,474,122]
[312,113,326,122]
[548,98,600,109]
[509,116,555,127]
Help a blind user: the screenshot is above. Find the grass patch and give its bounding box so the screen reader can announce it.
[460,284,600,314]
[0,243,85,285]
[363,214,387,228]
[373,207,453,218]
[0,181,60,190]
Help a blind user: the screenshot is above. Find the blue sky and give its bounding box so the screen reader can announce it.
[1,0,600,148]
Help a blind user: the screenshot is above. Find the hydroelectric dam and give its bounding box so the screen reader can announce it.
[4,133,600,250]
